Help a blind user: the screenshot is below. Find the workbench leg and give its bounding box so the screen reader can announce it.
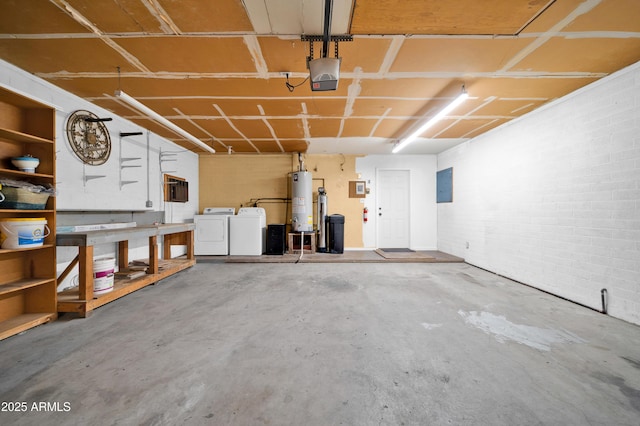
[118,240,129,270]
[148,235,158,275]
[185,230,194,260]
[163,234,173,260]
[78,245,94,301]
[78,305,93,319]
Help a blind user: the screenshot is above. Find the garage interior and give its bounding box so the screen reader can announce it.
[1,0,640,424]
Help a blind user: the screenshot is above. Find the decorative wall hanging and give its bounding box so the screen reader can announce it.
[65,110,112,165]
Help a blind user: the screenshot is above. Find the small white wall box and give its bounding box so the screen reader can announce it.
[309,57,341,91]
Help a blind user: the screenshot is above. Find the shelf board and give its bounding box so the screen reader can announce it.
[0,278,55,296]
[0,127,54,145]
[0,168,54,179]
[58,258,196,314]
[0,209,54,213]
[0,313,56,341]
[0,243,55,255]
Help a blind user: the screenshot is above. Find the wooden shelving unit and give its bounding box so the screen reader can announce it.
[0,87,57,340]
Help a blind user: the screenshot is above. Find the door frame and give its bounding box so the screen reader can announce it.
[375,168,411,249]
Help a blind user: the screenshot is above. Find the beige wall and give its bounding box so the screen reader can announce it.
[199,154,364,248]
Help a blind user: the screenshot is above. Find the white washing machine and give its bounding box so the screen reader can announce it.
[229,207,266,255]
[194,207,235,255]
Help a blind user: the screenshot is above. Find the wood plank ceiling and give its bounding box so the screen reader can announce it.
[0,0,639,155]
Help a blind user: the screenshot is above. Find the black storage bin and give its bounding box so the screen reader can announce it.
[327,214,345,254]
[266,224,287,255]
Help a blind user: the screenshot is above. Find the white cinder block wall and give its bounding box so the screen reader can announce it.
[0,60,199,221]
[438,61,640,325]
[0,59,199,285]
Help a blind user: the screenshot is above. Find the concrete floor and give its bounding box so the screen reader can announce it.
[1,262,639,425]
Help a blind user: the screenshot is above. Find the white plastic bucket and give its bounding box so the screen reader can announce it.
[93,257,115,296]
[0,218,49,249]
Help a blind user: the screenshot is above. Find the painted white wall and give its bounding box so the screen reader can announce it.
[0,59,199,285]
[437,61,640,325]
[356,155,437,250]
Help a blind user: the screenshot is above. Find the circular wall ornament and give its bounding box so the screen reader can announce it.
[65,110,112,165]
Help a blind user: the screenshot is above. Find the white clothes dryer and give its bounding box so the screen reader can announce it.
[194,207,235,255]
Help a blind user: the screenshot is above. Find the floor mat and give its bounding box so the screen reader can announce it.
[375,249,435,260]
[379,248,414,252]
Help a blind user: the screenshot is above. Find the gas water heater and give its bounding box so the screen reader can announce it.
[291,155,313,232]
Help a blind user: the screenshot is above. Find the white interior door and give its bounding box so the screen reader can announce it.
[377,169,410,248]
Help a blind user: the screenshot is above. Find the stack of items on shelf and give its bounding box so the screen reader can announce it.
[115,264,148,280]
[0,178,55,211]
[130,258,173,273]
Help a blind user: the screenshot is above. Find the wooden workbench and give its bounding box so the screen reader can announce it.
[56,223,195,317]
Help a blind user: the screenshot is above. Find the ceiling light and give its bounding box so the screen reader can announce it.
[392,87,469,154]
[114,90,215,154]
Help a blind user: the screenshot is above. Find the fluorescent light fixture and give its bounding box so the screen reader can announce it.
[392,87,468,154]
[114,90,215,154]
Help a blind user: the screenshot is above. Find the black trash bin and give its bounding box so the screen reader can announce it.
[266,224,286,255]
[327,214,345,254]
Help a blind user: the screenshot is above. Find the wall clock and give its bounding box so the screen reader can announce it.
[65,110,112,165]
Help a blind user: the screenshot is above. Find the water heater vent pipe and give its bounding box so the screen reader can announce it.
[298,152,305,172]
